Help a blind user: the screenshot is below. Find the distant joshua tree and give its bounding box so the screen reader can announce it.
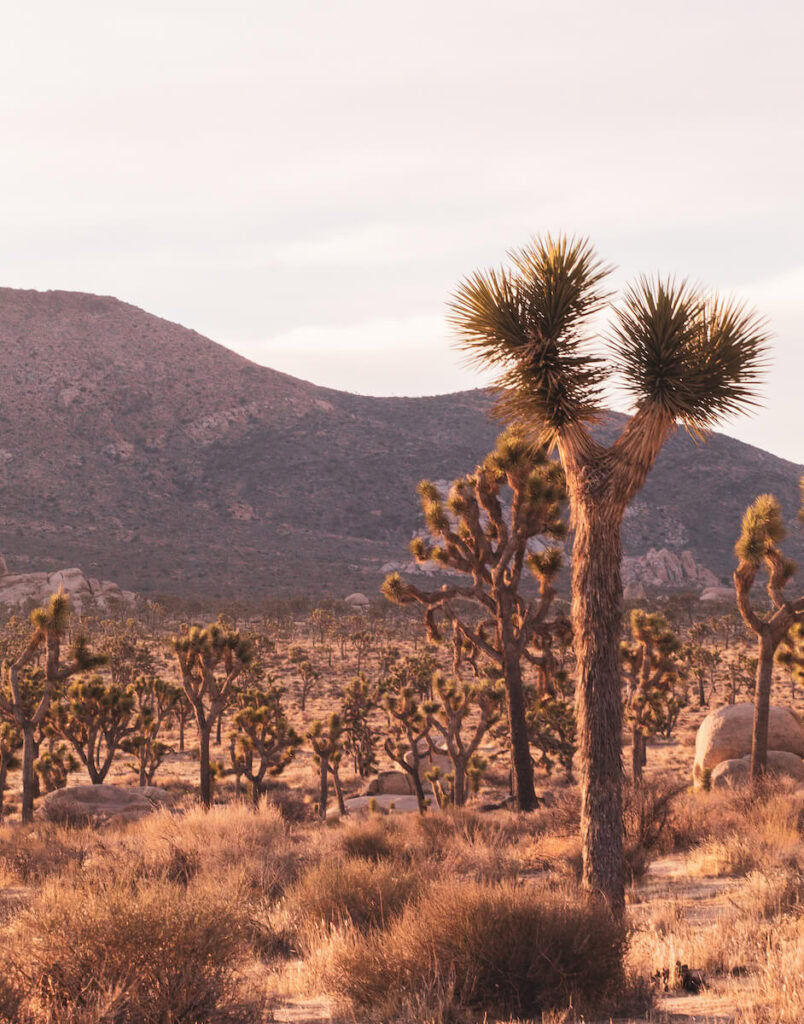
[230,684,299,805]
[424,673,504,806]
[122,674,182,786]
[733,492,804,779]
[449,233,768,913]
[48,676,135,784]
[382,430,569,813]
[308,714,346,820]
[0,592,103,822]
[620,611,683,783]
[173,624,254,807]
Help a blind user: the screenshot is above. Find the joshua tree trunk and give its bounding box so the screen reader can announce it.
[21,723,37,824]
[498,599,538,811]
[139,756,148,788]
[331,767,347,816]
[199,724,212,807]
[179,717,185,752]
[631,728,644,784]
[751,633,774,780]
[318,756,329,821]
[251,776,263,806]
[572,499,626,917]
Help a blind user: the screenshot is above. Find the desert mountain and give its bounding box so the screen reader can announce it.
[0,288,801,603]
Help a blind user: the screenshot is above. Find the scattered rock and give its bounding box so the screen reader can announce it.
[693,703,804,788]
[35,784,172,826]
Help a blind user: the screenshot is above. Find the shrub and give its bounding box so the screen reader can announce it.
[318,879,627,1019]
[282,857,422,951]
[0,872,258,1023]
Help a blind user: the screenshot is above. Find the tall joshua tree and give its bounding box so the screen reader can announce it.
[173,624,254,807]
[449,234,769,913]
[733,493,804,779]
[0,591,102,822]
[382,430,568,812]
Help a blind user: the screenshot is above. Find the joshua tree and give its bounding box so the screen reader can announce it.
[296,660,320,712]
[449,233,768,913]
[173,624,254,806]
[525,692,577,780]
[34,743,77,793]
[620,611,683,783]
[382,684,431,814]
[122,674,181,785]
[385,652,440,700]
[0,722,21,818]
[423,672,504,806]
[49,676,135,784]
[733,494,804,779]
[340,675,379,778]
[382,430,568,813]
[307,714,345,820]
[230,684,300,805]
[0,592,102,822]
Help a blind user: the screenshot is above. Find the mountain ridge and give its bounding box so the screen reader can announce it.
[0,287,801,601]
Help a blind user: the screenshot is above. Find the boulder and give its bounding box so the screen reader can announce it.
[711,750,804,789]
[700,587,736,603]
[403,742,452,782]
[344,592,369,608]
[693,703,804,788]
[35,784,172,825]
[362,770,414,797]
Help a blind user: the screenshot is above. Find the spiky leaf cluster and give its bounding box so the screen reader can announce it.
[449,233,770,446]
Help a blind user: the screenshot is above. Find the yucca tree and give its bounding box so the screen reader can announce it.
[230,684,300,805]
[424,672,505,806]
[307,714,345,820]
[733,493,804,779]
[173,623,254,807]
[450,234,769,913]
[0,591,103,822]
[48,675,135,785]
[382,430,568,812]
[620,611,683,783]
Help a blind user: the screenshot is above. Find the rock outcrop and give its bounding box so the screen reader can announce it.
[35,784,172,825]
[0,561,137,613]
[622,548,719,592]
[693,703,804,788]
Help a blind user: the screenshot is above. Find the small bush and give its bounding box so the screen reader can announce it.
[338,817,396,862]
[317,879,627,1019]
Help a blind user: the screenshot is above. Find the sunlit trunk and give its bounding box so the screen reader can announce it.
[572,500,626,917]
[750,635,774,780]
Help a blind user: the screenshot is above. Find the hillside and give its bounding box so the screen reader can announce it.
[0,288,801,602]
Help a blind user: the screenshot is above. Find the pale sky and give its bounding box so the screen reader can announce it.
[2,1,802,462]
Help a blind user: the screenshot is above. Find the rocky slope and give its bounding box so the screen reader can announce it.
[0,287,801,601]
